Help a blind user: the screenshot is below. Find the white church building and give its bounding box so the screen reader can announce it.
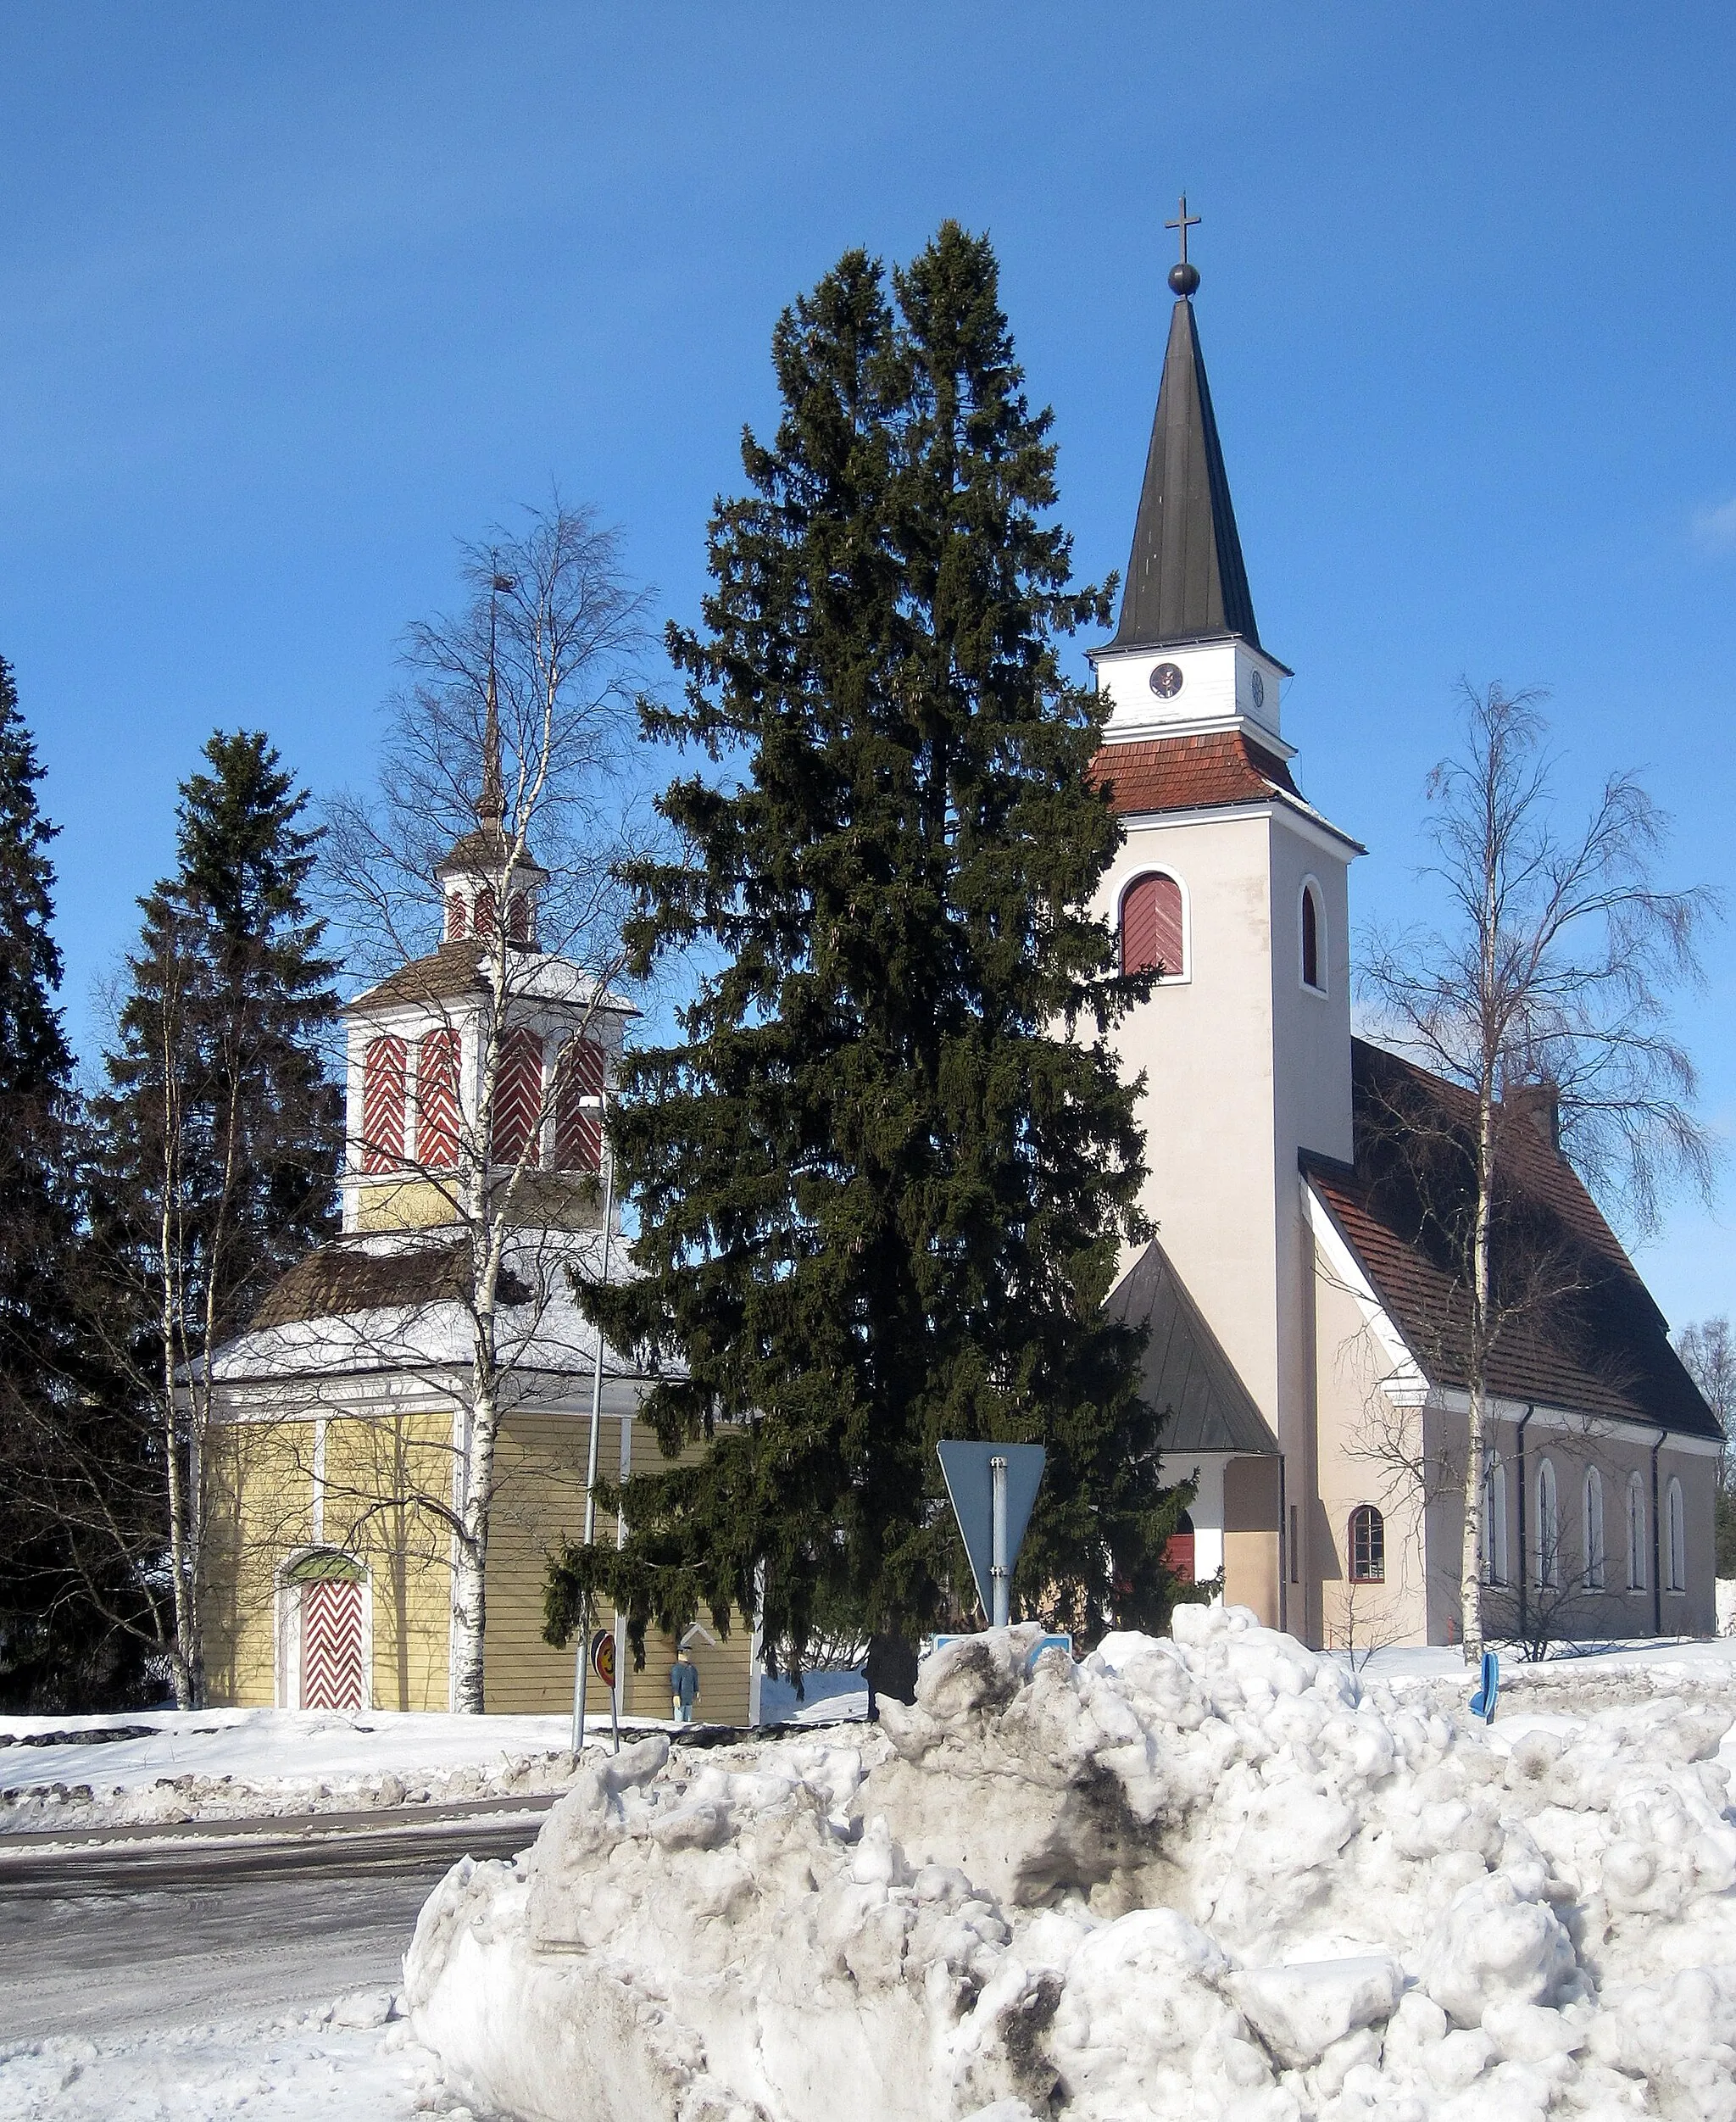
[1090,242,1720,1648]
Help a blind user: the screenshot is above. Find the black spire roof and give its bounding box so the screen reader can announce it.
[1110,287,1260,654]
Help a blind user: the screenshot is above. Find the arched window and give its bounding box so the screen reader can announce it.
[361,1035,407,1172]
[1583,1468,1605,1590]
[553,1036,605,1172]
[1121,872,1186,981]
[1666,1477,1686,1593]
[1483,1455,1508,1585]
[1165,1510,1196,1585]
[1300,880,1326,994]
[474,884,498,939]
[1349,1504,1385,1583]
[444,893,467,943]
[507,891,532,946]
[1536,1457,1560,1589]
[490,1028,545,1169]
[1627,1473,1647,1591]
[415,1029,461,1170]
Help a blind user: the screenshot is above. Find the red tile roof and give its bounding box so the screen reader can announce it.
[1305,1041,1722,1441]
[1089,731,1300,816]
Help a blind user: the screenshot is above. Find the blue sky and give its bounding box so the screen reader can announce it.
[3,5,1734,1326]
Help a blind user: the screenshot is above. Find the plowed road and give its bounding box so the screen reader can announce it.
[0,1803,552,2041]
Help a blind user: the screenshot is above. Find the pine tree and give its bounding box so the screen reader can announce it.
[86,730,341,1704]
[0,657,129,1707]
[553,226,1183,1673]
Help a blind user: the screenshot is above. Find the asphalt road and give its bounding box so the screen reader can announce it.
[0,1807,551,2042]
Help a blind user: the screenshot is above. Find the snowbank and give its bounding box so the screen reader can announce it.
[0,1707,587,1834]
[404,1609,1736,2122]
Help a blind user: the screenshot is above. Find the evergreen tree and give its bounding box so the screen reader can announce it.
[552,226,1183,1673]
[86,730,341,1704]
[0,657,132,1707]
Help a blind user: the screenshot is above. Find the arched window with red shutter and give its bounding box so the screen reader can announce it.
[361,1035,407,1172]
[415,1028,461,1170]
[1120,872,1186,980]
[444,893,467,943]
[490,1027,544,1169]
[507,891,531,945]
[554,1037,605,1172]
[474,884,498,939]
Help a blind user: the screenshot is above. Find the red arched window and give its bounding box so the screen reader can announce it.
[1349,1504,1385,1583]
[474,884,498,939]
[1165,1510,1196,1585]
[444,893,467,943]
[554,1037,605,1172]
[415,1029,461,1170]
[507,891,531,945]
[361,1035,407,1172]
[1121,873,1185,979]
[1301,883,1324,992]
[490,1028,544,1169]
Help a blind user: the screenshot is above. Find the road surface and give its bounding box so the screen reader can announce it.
[0,1804,552,2041]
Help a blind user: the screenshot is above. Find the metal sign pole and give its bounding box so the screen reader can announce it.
[990,1453,1010,1627]
[570,1100,615,1759]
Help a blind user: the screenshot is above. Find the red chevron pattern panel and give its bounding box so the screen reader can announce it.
[491,1028,544,1169]
[444,892,467,941]
[300,1579,364,1710]
[361,1035,407,1172]
[474,884,498,939]
[553,1037,605,1172]
[507,891,531,944]
[1121,872,1185,978]
[415,1029,461,1170]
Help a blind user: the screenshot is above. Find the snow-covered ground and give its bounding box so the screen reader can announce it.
[403,1618,1736,2122]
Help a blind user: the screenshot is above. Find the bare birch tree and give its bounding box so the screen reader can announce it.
[1361,682,1716,1664]
[321,500,653,1713]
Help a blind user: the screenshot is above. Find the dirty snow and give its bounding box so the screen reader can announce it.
[405,1610,1736,2122]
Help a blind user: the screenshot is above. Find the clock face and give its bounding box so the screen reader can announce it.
[1149,661,1184,700]
[1250,669,1266,712]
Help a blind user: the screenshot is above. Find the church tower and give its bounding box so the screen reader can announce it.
[1093,207,1360,1623]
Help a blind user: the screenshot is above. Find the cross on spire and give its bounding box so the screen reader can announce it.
[1166,194,1202,298]
[1166,193,1200,265]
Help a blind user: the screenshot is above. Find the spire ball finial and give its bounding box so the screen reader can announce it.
[1169,259,1200,297]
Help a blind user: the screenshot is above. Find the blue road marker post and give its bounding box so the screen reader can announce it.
[937,1442,1046,1628]
[1469,1648,1499,1724]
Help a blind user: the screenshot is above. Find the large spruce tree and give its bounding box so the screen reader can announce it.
[554,226,1182,1671]
[0,657,130,1707]
[87,730,340,1704]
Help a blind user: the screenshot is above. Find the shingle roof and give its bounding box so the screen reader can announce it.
[1090,731,1300,816]
[435,826,549,883]
[1110,292,1260,654]
[1107,1238,1279,1456]
[1304,1040,1722,1442]
[249,1239,531,1328]
[349,941,498,1012]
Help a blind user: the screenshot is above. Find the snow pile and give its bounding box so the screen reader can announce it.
[404,1607,1736,2122]
[0,1707,588,1834]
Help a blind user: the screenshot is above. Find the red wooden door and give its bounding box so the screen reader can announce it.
[301,1578,364,1710]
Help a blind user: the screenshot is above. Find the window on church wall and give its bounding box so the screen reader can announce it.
[1628,1473,1646,1591]
[415,1029,461,1171]
[1349,1504,1384,1582]
[1536,1457,1560,1589]
[1300,880,1325,993]
[1483,1456,1508,1585]
[1164,1511,1195,1585]
[553,1036,605,1172]
[1121,872,1185,980]
[490,1027,545,1169]
[1583,1468,1605,1590]
[361,1035,407,1172]
[1666,1476,1686,1592]
[507,891,532,945]
[444,893,467,943]
[474,884,498,938]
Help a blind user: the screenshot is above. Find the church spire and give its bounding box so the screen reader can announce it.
[480,568,509,829]
[1110,198,1261,654]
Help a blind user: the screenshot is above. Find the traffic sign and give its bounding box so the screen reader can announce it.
[937,1441,1046,1627]
[590,1627,617,1690]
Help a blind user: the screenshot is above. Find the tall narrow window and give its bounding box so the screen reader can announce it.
[1628,1473,1646,1591]
[1166,1511,1196,1585]
[1536,1457,1560,1589]
[1300,881,1325,993]
[507,891,532,945]
[1666,1477,1686,1592]
[491,1028,544,1169]
[1583,1468,1605,1590]
[444,893,467,942]
[553,1036,605,1172]
[415,1029,461,1170]
[1483,1456,1508,1585]
[361,1036,407,1172]
[1349,1504,1385,1583]
[474,884,498,939]
[1121,872,1185,980]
